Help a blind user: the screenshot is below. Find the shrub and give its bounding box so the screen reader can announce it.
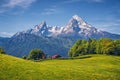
[28,49,45,60]
[0,47,6,54]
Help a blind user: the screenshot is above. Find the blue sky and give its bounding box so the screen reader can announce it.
[0,0,120,37]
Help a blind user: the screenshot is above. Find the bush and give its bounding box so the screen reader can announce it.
[28,49,45,60]
[22,55,27,59]
[0,47,6,54]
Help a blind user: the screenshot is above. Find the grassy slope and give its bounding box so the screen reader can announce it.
[0,54,120,80]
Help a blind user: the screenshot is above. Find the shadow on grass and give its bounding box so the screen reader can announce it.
[56,55,92,60]
[30,55,92,62]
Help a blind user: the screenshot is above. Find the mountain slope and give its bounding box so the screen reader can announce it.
[0,54,120,80]
[1,15,120,57]
[0,37,10,49]
[5,33,73,57]
[58,15,120,39]
[14,15,120,39]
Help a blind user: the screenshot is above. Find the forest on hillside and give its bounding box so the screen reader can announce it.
[69,38,120,57]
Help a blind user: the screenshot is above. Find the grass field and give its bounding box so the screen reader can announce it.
[0,54,120,80]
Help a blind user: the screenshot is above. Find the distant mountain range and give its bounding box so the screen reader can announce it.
[1,15,120,57]
[14,15,120,39]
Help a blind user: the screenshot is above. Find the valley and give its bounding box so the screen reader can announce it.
[1,15,120,57]
[0,54,120,80]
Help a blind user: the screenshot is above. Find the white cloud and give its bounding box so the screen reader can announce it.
[0,32,14,37]
[94,20,120,35]
[91,0,103,2]
[63,0,81,3]
[0,0,37,14]
[63,0,103,3]
[3,0,37,8]
[41,8,58,15]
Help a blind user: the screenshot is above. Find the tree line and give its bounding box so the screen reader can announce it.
[68,38,120,57]
[0,47,61,60]
[0,47,45,60]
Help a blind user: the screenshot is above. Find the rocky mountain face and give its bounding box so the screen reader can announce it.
[6,34,73,57]
[1,15,120,57]
[14,15,120,39]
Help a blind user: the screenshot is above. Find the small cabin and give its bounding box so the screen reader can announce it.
[52,54,61,59]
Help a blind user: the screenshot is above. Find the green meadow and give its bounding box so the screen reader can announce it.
[0,54,120,80]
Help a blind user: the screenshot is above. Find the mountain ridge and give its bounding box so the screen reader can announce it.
[1,15,120,57]
[14,15,120,39]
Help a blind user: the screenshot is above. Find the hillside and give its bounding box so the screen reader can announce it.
[0,54,120,80]
[1,15,120,57]
[5,34,73,57]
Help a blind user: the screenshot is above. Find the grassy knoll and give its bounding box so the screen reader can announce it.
[0,54,120,80]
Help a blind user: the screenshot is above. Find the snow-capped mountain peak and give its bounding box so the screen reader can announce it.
[13,15,99,38]
[26,21,49,36]
[62,15,96,35]
[38,21,46,27]
[72,15,87,26]
[34,21,47,31]
[13,15,120,39]
[72,15,83,22]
